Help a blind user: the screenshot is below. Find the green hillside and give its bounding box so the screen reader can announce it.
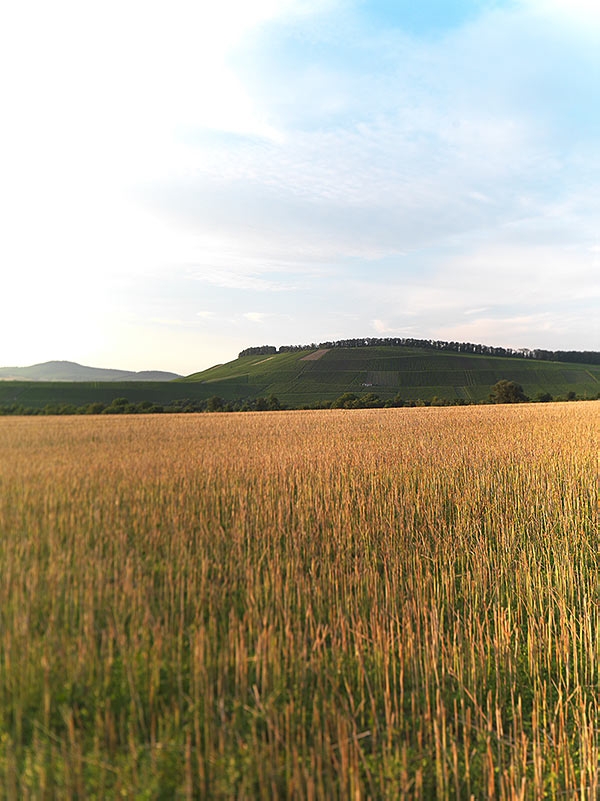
[180,346,600,405]
[1,346,598,410]
[0,381,208,411]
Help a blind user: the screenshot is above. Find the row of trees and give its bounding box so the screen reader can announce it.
[1,384,593,417]
[239,339,600,365]
[0,395,284,417]
[309,382,583,409]
[489,380,580,403]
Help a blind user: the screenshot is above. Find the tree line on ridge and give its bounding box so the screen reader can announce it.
[239,338,600,365]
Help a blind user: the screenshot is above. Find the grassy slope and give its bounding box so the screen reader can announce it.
[180,346,600,405]
[0,381,211,410]
[1,347,598,408]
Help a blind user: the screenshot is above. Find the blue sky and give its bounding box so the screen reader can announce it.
[0,0,598,373]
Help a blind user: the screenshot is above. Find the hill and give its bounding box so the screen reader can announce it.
[0,361,181,382]
[1,345,598,411]
[180,345,600,406]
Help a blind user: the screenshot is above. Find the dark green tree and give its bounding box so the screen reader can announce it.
[358,392,383,408]
[86,402,106,415]
[102,397,130,413]
[266,394,281,410]
[331,392,359,409]
[206,396,224,412]
[490,380,528,404]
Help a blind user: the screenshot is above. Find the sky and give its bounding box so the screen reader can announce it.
[1,0,598,374]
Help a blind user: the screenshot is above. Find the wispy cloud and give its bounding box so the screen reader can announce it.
[372,319,419,336]
[1,0,597,371]
[140,0,598,273]
[435,311,584,350]
[193,269,295,292]
[243,312,269,323]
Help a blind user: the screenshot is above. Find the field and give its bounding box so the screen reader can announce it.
[182,347,600,406]
[0,380,212,412]
[2,346,598,412]
[0,403,598,798]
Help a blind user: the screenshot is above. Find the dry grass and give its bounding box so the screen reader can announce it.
[0,403,597,798]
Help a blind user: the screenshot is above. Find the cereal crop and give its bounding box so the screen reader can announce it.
[0,403,597,798]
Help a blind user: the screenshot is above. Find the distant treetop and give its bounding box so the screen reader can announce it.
[238,346,278,357]
[238,338,599,366]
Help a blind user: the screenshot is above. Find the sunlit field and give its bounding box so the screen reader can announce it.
[0,403,597,798]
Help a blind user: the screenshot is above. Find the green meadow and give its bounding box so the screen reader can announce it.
[182,346,600,405]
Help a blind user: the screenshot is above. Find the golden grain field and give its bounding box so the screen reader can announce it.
[0,403,598,799]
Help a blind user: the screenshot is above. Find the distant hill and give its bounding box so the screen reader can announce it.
[0,361,181,382]
[180,345,600,405]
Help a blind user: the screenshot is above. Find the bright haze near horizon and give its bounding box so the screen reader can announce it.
[1,0,598,375]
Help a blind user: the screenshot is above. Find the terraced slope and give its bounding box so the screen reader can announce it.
[180,346,600,405]
[2,346,597,410]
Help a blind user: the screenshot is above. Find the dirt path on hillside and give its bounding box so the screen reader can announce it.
[300,349,330,361]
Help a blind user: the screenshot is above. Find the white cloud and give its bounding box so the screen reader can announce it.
[0,0,330,284]
[464,307,490,316]
[0,0,597,371]
[372,319,417,336]
[522,0,600,27]
[193,268,294,292]
[137,0,598,272]
[435,312,583,351]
